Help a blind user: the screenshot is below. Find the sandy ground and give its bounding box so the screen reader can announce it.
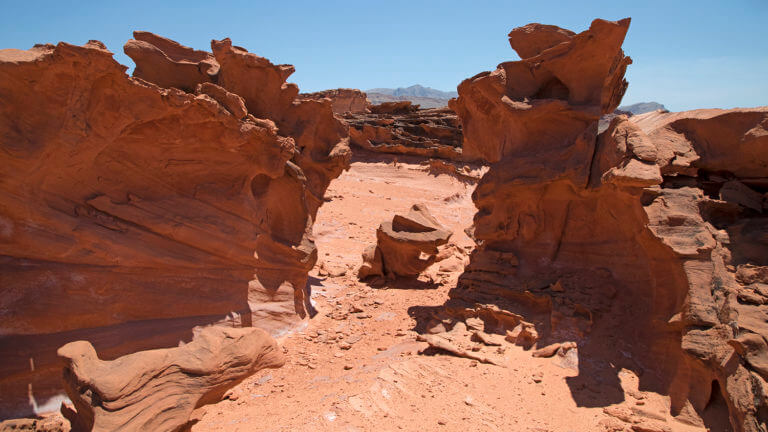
[192,152,707,432]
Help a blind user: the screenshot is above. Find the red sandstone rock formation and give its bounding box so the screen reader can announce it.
[344,104,464,160]
[59,326,284,432]
[299,88,370,114]
[207,38,351,217]
[0,34,346,419]
[449,18,767,431]
[449,18,631,163]
[124,31,218,92]
[358,204,452,279]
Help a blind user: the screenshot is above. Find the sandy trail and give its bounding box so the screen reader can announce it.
[192,152,705,432]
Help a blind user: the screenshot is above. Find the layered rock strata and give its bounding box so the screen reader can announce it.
[0,33,347,418]
[344,101,464,160]
[58,327,284,432]
[449,18,767,431]
[358,204,452,279]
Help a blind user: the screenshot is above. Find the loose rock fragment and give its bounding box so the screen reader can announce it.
[417,334,504,366]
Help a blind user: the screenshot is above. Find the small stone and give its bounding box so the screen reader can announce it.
[344,364,353,370]
[532,372,543,383]
[437,420,447,425]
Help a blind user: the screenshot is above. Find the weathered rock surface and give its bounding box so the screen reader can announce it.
[449,17,768,431]
[124,31,218,92]
[358,204,451,279]
[344,103,464,160]
[299,88,369,114]
[0,34,346,418]
[59,326,284,432]
[450,18,632,163]
[208,38,351,217]
[631,107,768,178]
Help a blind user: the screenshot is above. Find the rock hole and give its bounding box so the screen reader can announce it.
[533,77,569,100]
[702,380,733,432]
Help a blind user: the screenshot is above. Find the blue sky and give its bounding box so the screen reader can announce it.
[1,0,766,111]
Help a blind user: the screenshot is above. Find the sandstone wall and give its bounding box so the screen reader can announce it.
[450,18,768,431]
[0,34,348,418]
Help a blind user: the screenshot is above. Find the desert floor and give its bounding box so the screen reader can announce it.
[192,152,708,432]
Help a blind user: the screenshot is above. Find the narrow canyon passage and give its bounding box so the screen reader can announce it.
[191,151,706,432]
[1,15,766,432]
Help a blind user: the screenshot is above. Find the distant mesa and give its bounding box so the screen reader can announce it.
[366,84,458,109]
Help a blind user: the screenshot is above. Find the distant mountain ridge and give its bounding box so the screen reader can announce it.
[367,85,457,100]
[366,85,457,109]
[618,102,667,115]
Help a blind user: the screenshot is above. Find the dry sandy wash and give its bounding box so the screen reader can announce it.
[192,153,706,432]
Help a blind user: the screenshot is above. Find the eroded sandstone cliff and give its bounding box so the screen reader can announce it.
[448,18,767,431]
[0,33,348,418]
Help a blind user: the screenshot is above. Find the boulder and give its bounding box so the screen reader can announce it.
[359,204,452,279]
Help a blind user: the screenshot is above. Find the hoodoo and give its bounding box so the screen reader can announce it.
[447,18,768,431]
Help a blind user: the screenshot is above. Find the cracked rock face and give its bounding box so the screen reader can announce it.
[343,102,464,161]
[450,18,768,431]
[0,34,347,418]
[59,326,284,432]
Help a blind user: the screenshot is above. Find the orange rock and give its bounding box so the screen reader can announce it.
[359,204,451,279]
[450,17,768,431]
[299,88,370,114]
[450,18,632,163]
[0,35,345,418]
[344,106,464,160]
[124,31,218,91]
[59,326,284,432]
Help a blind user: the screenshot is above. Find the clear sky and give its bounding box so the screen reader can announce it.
[1,0,766,111]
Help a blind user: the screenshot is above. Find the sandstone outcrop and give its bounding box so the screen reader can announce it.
[449,17,767,431]
[124,31,218,92]
[0,34,346,418]
[59,326,284,432]
[358,204,451,279]
[449,18,631,163]
[207,38,351,217]
[344,104,464,160]
[299,88,370,114]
